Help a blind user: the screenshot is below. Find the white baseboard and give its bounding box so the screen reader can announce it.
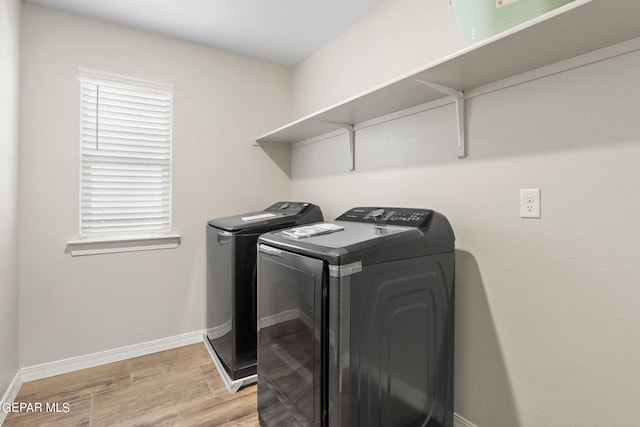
[0,370,23,425]
[19,330,205,383]
[455,412,480,427]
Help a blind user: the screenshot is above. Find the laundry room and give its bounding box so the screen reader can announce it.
[1,0,640,426]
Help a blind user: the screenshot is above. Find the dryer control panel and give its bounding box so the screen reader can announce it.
[336,207,433,228]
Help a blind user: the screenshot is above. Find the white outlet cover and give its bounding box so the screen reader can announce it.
[520,188,541,218]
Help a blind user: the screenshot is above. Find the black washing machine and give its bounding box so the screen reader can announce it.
[204,202,323,392]
[257,207,455,426]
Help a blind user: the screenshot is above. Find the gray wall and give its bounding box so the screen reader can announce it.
[18,4,292,367]
[0,0,21,396]
[290,1,640,426]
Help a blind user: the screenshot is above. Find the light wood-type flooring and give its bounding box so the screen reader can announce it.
[2,343,258,426]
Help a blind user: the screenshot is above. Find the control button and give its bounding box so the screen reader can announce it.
[370,208,385,220]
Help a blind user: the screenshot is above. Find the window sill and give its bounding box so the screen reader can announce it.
[66,234,181,256]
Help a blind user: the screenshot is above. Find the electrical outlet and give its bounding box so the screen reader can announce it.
[520,188,541,218]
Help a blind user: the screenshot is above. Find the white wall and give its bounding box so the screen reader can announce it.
[18,4,292,367]
[291,0,465,118]
[0,0,21,395]
[290,1,640,426]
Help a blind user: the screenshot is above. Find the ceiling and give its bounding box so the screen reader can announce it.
[23,0,387,67]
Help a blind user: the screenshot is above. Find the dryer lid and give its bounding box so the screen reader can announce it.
[258,206,455,265]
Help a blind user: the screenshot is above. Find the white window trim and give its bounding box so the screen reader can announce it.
[68,68,180,255]
[66,234,181,256]
[77,68,174,93]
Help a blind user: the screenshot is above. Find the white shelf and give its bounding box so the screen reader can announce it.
[256,0,640,165]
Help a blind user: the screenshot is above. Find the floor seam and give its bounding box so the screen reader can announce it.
[200,365,216,397]
[88,393,94,427]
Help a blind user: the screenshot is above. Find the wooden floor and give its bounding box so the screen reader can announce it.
[2,343,258,426]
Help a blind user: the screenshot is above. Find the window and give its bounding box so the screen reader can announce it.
[78,69,173,239]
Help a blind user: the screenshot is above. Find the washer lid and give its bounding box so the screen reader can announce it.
[281,221,409,248]
[207,202,314,232]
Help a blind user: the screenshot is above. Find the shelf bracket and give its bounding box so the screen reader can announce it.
[319,121,356,171]
[415,79,465,158]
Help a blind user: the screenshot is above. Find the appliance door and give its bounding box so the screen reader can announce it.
[257,244,325,427]
[206,225,260,379]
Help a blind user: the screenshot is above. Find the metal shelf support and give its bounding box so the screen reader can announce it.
[415,79,466,158]
[319,121,356,171]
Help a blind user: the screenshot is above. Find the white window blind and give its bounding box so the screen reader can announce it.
[79,70,173,238]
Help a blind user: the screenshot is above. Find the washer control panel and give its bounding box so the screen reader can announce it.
[336,207,433,228]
